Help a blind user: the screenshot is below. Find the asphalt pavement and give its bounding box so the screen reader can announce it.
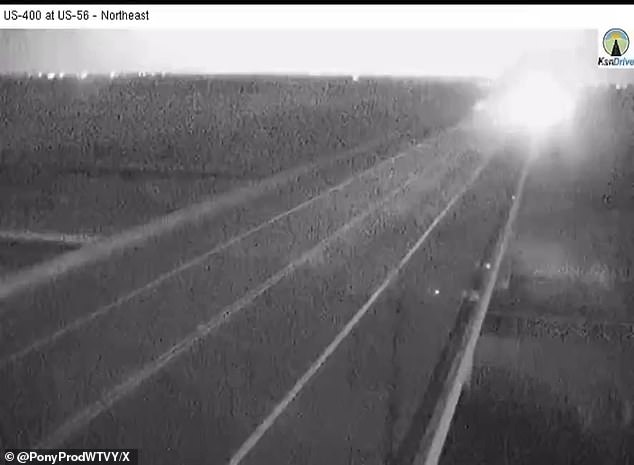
[0,126,521,464]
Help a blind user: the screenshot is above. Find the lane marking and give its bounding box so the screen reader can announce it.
[0,139,451,368]
[413,162,529,465]
[34,153,458,450]
[0,133,404,302]
[227,162,487,465]
[0,230,101,246]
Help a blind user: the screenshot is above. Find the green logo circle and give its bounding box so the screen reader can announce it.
[603,28,629,57]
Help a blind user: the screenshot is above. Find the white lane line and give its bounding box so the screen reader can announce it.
[0,133,402,301]
[34,156,450,450]
[0,140,444,369]
[413,161,529,465]
[0,230,101,246]
[226,162,487,465]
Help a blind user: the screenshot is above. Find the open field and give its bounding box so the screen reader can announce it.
[0,76,480,237]
[0,75,480,175]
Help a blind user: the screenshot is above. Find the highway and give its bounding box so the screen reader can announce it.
[0,124,523,464]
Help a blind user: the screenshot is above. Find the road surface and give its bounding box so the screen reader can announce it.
[0,125,521,464]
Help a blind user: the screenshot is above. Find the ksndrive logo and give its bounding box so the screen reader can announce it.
[597,56,634,66]
[598,28,634,68]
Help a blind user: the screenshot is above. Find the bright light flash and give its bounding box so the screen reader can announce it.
[484,71,576,135]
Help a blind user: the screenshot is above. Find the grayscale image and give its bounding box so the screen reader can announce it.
[0,28,632,464]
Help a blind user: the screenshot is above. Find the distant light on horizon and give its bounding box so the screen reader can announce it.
[46,72,55,80]
[79,71,88,79]
[109,71,117,79]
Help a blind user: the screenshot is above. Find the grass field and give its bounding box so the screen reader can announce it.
[0,75,481,175]
[0,75,481,237]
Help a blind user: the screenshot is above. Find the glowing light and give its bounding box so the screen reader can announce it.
[109,71,117,79]
[480,71,576,136]
[433,289,440,296]
[46,73,55,80]
[484,262,491,270]
[79,71,88,80]
[59,72,65,78]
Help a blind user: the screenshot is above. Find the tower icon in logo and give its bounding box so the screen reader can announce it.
[603,28,630,57]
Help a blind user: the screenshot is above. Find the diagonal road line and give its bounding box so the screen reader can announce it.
[226,161,488,465]
[0,230,102,246]
[411,161,529,465]
[0,140,453,369]
[33,153,461,450]
[0,132,407,302]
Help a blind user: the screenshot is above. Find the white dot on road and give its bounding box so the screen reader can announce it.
[484,262,491,270]
[433,289,440,296]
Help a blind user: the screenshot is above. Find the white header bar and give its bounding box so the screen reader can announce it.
[0,5,628,30]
